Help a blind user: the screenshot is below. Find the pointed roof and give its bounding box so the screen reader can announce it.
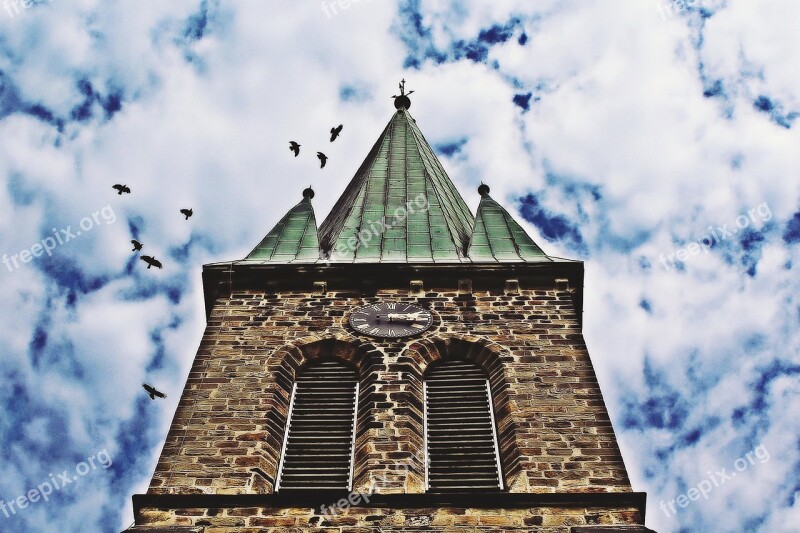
[468,184,550,262]
[237,87,554,266]
[245,188,320,263]
[318,109,475,263]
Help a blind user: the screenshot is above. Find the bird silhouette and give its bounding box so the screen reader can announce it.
[317,152,328,168]
[330,124,343,142]
[289,141,300,157]
[142,383,167,400]
[180,208,193,220]
[112,184,131,195]
[131,239,143,252]
[140,255,163,269]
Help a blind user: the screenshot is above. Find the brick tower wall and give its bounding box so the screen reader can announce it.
[131,282,643,531]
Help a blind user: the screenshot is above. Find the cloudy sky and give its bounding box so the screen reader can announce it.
[0,0,798,531]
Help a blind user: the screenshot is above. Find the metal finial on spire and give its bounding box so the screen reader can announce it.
[391,78,415,110]
[302,186,315,200]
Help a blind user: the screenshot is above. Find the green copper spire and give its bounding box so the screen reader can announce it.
[319,108,475,263]
[246,187,320,262]
[468,184,550,262]
[241,85,552,265]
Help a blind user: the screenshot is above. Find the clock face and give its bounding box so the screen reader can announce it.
[349,302,433,338]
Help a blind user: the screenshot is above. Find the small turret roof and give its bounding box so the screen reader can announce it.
[468,185,550,262]
[245,188,320,263]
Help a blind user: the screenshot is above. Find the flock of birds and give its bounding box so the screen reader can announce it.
[111,182,192,401]
[289,123,344,168]
[111,183,193,272]
[114,123,344,402]
[113,83,414,404]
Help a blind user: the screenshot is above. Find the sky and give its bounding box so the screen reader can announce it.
[0,0,798,531]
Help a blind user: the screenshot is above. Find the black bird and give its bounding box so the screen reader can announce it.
[131,239,143,252]
[142,383,167,400]
[180,208,193,220]
[330,124,343,142]
[140,255,163,269]
[317,152,328,168]
[289,141,300,157]
[112,184,131,195]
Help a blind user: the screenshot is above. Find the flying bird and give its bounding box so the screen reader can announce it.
[180,208,193,220]
[112,184,131,195]
[140,255,163,269]
[131,239,143,252]
[289,141,300,157]
[142,383,167,400]
[317,152,328,168]
[330,124,343,142]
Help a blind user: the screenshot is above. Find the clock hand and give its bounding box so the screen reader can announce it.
[386,313,425,323]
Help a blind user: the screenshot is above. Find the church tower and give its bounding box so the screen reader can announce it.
[125,85,655,532]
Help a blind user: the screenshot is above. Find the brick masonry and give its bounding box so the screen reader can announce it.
[132,504,645,531]
[130,279,646,532]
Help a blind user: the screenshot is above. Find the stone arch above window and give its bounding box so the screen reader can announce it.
[275,359,358,491]
[424,358,504,491]
[401,335,524,491]
[259,335,382,493]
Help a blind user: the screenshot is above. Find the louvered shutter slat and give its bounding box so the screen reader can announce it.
[277,361,358,491]
[425,361,503,491]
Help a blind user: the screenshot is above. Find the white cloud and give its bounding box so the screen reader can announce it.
[0,1,798,531]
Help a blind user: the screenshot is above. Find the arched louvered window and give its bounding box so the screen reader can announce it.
[424,360,504,491]
[276,360,358,491]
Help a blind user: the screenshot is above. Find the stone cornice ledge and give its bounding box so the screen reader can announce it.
[133,490,647,518]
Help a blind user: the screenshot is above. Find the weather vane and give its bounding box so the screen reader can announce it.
[391,78,414,110]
